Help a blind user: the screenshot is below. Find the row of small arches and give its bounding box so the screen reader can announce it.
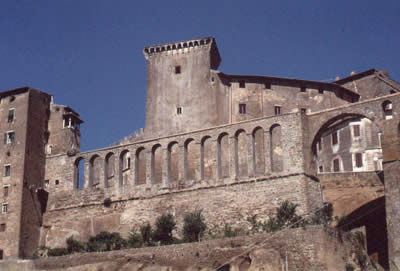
[73,125,283,190]
[145,39,212,54]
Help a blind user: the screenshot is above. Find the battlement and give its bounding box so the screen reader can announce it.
[143,37,217,59]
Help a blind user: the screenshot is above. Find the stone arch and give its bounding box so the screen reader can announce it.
[252,127,265,175]
[311,113,383,173]
[104,152,115,188]
[201,136,215,180]
[74,157,85,189]
[151,144,163,184]
[184,138,197,181]
[218,132,229,178]
[235,129,248,177]
[136,147,146,185]
[382,100,393,119]
[270,124,283,172]
[119,150,131,186]
[89,154,101,187]
[168,141,179,182]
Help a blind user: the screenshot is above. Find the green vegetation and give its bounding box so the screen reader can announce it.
[43,201,337,257]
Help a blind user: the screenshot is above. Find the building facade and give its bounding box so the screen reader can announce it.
[0,37,399,269]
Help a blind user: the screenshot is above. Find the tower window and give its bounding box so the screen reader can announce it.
[274,106,281,115]
[175,66,181,74]
[318,88,324,94]
[4,165,10,177]
[319,166,323,173]
[264,82,271,89]
[333,159,340,172]
[0,223,5,232]
[239,80,245,88]
[355,153,363,167]
[7,109,14,123]
[301,108,307,114]
[332,131,338,145]
[0,249,3,259]
[3,132,15,144]
[55,180,60,185]
[239,104,246,114]
[3,186,8,197]
[353,125,360,137]
[2,203,8,213]
[177,107,182,115]
[44,180,49,187]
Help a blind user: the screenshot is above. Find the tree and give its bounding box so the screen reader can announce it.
[152,214,176,245]
[183,210,207,242]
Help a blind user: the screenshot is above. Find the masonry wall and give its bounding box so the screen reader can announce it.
[41,113,322,248]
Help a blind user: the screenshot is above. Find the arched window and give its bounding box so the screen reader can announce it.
[270,124,283,172]
[382,100,393,120]
[235,129,248,177]
[119,150,130,186]
[218,133,229,178]
[89,155,101,187]
[104,152,115,187]
[74,158,85,189]
[136,147,146,185]
[252,127,265,175]
[152,145,163,184]
[201,136,214,180]
[184,139,196,181]
[168,142,179,182]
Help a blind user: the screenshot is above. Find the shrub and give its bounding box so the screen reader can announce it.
[264,201,303,232]
[310,202,333,225]
[127,229,143,248]
[152,214,176,245]
[66,236,86,253]
[47,247,70,257]
[87,232,127,252]
[345,263,355,271]
[183,211,207,242]
[140,223,153,246]
[223,224,245,238]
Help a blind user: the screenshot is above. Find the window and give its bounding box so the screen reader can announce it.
[3,186,8,197]
[333,159,340,172]
[2,204,8,214]
[0,249,3,259]
[3,132,15,144]
[9,96,15,103]
[239,80,245,88]
[318,88,324,94]
[274,106,281,115]
[353,125,360,137]
[7,109,14,123]
[301,108,307,114]
[264,82,271,89]
[175,65,181,74]
[44,180,49,187]
[63,116,80,129]
[0,223,5,232]
[239,103,246,114]
[4,165,10,177]
[55,180,60,185]
[355,153,363,168]
[319,166,323,173]
[332,131,338,145]
[123,154,130,170]
[177,107,182,115]
[300,86,306,92]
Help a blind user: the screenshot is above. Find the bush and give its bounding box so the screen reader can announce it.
[310,202,333,225]
[223,224,245,238]
[127,229,143,248]
[66,236,86,253]
[87,232,127,252]
[264,201,303,232]
[183,211,207,242]
[140,223,153,246]
[152,214,176,245]
[47,247,69,257]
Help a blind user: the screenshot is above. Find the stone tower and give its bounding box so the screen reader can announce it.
[143,37,228,139]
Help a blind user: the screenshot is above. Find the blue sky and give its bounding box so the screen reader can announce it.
[1,0,399,151]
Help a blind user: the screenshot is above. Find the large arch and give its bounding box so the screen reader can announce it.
[201,136,215,180]
[218,132,229,178]
[119,150,131,186]
[184,138,197,181]
[168,141,179,182]
[89,154,101,187]
[104,152,115,188]
[151,144,163,184]
[270,124,283,172]
[136,147,146,185]
[252,127,265,175]
[74,157,85,189]
[235,129,248,177]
